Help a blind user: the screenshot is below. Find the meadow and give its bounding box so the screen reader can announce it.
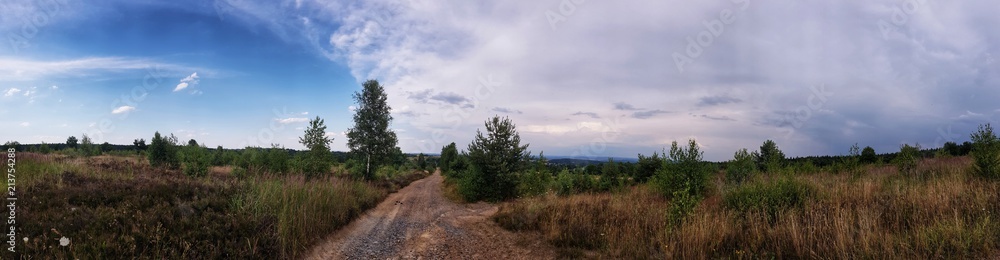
[12,151,427,259]
[493,156,1000,259]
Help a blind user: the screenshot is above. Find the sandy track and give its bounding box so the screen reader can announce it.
[305,170,555,259]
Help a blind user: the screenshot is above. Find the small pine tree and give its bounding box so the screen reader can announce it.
[755,140,785,173]
[299,116,333,178]
[970,124,1000,179]
[463,116,530,202]
[180,145,210,177]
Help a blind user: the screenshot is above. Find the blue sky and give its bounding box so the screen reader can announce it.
[2,0,999,161]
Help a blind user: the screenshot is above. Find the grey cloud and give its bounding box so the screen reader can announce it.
[430,92,470,105]
[700,115,736,121]
[613,102,640,111]
[632,110,671,119]
[222,1,1000,160]
[492,107,522,114]
[698,95,742,107]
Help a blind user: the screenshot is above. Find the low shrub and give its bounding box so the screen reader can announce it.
[723,177,816,219]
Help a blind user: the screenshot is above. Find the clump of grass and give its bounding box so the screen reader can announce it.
[235,175,385,258]
[722,176,816,220]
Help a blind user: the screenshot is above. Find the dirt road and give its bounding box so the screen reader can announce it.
[305,170,555,259]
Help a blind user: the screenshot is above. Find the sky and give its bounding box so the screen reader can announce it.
[1,0,998,161]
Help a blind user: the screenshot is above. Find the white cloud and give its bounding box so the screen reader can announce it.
[0,57,209,81]
[275,117,309,124]
[174,82,189,91]
[174,72,199,92]
[3,88,21,97]
[111,106,136,114]
[301,111,309,115]
[51,85,58,89]
[348,105,356,112]
[19,122,29,127]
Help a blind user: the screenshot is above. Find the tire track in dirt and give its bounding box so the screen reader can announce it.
[305,170,555,259]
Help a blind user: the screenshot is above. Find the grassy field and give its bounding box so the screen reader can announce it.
[12,152,428,259]
[494,156,1000,259]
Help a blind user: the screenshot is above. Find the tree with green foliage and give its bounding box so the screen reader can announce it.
[148,132,180,169]
[417,153,427,171]
[187,139,198,147]
[346,79,399,180]
[462,116,530,202]
[894,143,920,175]
[3,141,20,151]
[861,146,877,164]
[755,140,785,173]
[970,123,1000,179]
[841,143,862,175]
[133,138,147,152]
[636,151,662,183]
[440,142,460,174]
[66,136,78,149]
[299,116,333,178]
[266,144,290,174]
[100,142,112,153]
[727,148,756,184]
[652,139,710,198]
[39,142,51,154]
[80,134,96,156]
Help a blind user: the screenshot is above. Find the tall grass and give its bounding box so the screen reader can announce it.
[234,175,385,258]
[495,156,1000,259]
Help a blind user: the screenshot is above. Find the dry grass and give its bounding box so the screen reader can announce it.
[495,156,1000,259]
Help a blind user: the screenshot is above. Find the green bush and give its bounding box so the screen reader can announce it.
[180,146,211,177]
[667,186,700,226]
[726,148,756,184]
[265,146,290,174]
[723,177,815,219]
[148,132,180,169]
[970,124,1000,179]
[894,143,921,175]
[651,139,711,198]
[517,170,551,197]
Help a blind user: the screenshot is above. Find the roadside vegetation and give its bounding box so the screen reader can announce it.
[5,79,433,259]
[437,118,1000,258]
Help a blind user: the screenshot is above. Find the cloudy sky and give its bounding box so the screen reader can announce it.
[2,0,998,161]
